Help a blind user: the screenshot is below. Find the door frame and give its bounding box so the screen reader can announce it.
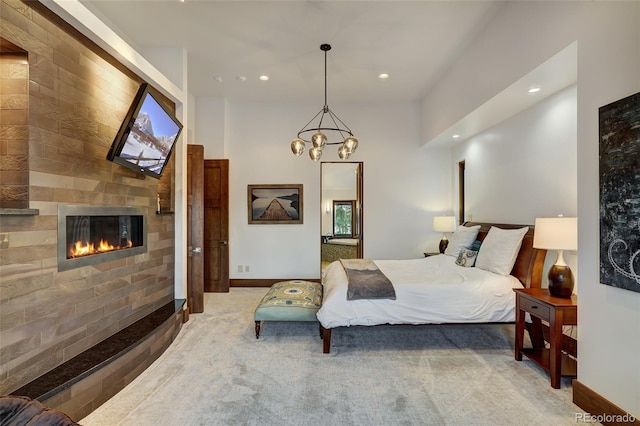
[187,145,204,313]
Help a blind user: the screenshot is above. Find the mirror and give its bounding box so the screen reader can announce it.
[321,162,363,270]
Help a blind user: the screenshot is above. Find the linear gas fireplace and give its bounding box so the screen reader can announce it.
[58,205,147,271]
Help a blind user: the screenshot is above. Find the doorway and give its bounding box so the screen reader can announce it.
[458,160,465,225]
[203,159,230,292]
[320,162,363,270]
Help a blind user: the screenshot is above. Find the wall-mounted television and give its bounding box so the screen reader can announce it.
[107,83,183,179]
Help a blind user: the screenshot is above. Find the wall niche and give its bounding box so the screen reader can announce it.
[0,37,35,214]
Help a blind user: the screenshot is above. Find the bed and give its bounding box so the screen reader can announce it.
[317,222,547,353]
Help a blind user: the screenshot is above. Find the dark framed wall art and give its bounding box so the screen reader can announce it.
[248,184,303,224]
[599,90,640,294]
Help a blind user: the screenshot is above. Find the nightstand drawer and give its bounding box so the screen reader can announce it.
[520,297,550,321]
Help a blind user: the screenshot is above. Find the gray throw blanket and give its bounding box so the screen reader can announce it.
[340,259,396,301]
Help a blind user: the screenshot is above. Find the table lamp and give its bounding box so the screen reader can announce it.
[433,216,456,253]
[533,216,578,297]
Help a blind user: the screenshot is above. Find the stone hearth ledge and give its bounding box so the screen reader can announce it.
[10,299,185,421]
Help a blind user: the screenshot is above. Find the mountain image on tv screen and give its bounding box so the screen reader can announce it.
[120,93,180,174]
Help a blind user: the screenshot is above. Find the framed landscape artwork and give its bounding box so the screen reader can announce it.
[599,91,640,294]
[248,184,303,224]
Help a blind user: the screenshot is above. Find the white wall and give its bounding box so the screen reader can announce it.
[195,97,227,158]
[575,5,640,418]
[453,85,577,223]
[452,85,578,288]
[222,101,450,279]
[425,1,640,417]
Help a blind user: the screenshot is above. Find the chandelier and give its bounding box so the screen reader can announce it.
[290,44,358,161]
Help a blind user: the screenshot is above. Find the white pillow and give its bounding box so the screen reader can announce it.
[475,226,529,276]
[444,225,480,257]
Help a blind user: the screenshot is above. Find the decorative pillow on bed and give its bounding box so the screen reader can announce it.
[444,225,480,257]
[470,240,482,251]
[455,248,478,267]
[475,226,529,275]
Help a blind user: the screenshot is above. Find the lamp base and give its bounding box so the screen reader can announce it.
[548,264,574,298]
[439,238,449,254]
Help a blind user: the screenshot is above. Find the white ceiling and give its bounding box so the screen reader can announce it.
[73,1,577,146]
[428,42,578,146]
[78,0,503,103]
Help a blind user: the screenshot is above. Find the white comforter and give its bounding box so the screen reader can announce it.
[316,254,523,329]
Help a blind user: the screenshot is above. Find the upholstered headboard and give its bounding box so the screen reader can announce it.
[463,222,547,288]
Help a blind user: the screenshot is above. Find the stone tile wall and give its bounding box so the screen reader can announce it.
[0,0,176,394]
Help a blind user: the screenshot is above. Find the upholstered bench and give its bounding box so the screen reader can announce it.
[254,280,323,339]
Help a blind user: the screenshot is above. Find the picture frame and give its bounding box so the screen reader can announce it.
[599,90,640,294]
[248,184,303,224]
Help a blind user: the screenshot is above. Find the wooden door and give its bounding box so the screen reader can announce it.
[204,159,229,292]
[187,145,204,313]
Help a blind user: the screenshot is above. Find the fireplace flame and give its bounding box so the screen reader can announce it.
[69,239,133,258]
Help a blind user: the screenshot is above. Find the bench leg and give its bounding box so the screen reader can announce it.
[321,326,332,353]
[255,321,261,339]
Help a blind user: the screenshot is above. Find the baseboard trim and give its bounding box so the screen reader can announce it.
[230,278,321,287]
[573,380,639,425]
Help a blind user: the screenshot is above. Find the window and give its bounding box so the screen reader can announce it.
[333,200,355,237]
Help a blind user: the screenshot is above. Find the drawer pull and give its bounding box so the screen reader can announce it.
[531,305,538,309]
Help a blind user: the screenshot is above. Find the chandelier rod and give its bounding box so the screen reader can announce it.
[296,108,353,144]
[323,43,328,108]
[290,43,359,160]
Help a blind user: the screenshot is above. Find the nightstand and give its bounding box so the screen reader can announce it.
[514,288,577,388]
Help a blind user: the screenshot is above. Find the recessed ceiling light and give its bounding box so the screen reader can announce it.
[528,87,541,94]
[452,134,460,139]
[378,73,389,79]
[259,75,269,81]
[236,76,247,82]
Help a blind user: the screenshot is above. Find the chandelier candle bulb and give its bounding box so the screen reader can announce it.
[291,138,305,156]
[344,136,358,153]
[312,131,327,149]
[309,147,322,161]
[338,145,349,160]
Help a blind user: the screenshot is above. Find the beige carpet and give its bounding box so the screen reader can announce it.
[81,288,583,425]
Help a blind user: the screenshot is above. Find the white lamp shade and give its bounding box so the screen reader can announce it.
[533,217,577,251]
[433,216,456,233]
